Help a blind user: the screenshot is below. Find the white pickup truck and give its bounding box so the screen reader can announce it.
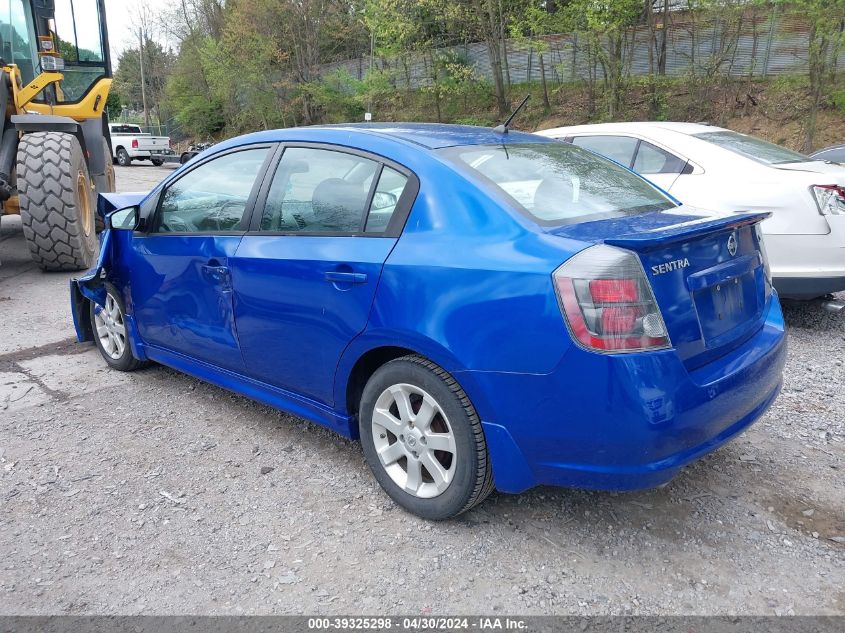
[108,123,176,167]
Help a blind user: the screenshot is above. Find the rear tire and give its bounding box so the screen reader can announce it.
[359,355,494,520]
[18,132,97,271]
[116,148,131,166]
[89,282,144,372]
[151,158,164,166]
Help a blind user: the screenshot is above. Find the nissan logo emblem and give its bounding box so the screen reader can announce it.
[727,233,738,257]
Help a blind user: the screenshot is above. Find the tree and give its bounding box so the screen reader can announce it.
[509,1,563,109]
[113,39,174,123]
[784,0,845,150]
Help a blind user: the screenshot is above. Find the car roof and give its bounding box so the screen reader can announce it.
[213,123,549,153]
[538,121,723,136]
[811,144,845,154]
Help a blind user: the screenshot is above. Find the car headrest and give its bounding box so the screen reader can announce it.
[311,178,367,231]
[533,177,575,219]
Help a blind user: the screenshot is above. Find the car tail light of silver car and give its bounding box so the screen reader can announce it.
[553,245,670,352]
[810,184,845,215]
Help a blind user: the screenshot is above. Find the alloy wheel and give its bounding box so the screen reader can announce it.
[371,383,457,499]
[94,293,127,360]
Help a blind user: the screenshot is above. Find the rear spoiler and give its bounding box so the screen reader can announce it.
[604,211,770,251]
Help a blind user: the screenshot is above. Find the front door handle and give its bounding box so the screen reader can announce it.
[324,271,368,284]
[202,263,231,289]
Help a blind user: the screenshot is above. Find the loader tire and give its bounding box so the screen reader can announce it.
[96,137,116,232]
[18,132,97,271]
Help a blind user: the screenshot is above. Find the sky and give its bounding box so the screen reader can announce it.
[103,0,173,66]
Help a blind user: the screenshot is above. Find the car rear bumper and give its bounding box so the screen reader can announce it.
[765,227,845,298]
[150,150,179,163]
[468,297,787,493]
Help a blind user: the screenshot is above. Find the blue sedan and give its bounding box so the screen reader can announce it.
[71,124,786,520]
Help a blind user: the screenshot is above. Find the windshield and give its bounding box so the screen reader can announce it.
[694,131,811,165]
[0,0,38,85]
[439,143,676,226]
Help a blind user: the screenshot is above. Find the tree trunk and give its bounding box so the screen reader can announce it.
[485,0,508,115]
[804,25,829,152]
[658,0,669,75]
[539,51,550,109]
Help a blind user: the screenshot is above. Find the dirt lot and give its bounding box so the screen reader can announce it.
[0,163,843,615]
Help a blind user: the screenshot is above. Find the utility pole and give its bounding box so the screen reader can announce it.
[138,26,151,130]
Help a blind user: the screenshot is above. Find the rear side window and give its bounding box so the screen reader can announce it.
[633,141,688,174]
[572,135,638,167]
[259,147,408,234]
[439,143,676,226]
[366,167,408,233]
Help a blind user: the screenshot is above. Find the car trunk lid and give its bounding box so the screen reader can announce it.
[549,208,772,368]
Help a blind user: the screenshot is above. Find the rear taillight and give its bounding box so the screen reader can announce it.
[811,184,845,215]
[553,245,670,353]
[131,139,139,149]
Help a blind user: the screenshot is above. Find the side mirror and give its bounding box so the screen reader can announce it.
[108,205,139,231]
[371,191,398,210]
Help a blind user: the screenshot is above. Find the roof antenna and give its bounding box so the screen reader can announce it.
[494,94,530,134]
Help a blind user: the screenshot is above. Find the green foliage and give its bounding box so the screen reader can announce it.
[829,88,845,113]
[130,0,845,143]
[113,39,174,116]
[105,92,122,121]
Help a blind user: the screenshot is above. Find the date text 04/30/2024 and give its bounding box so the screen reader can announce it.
[306,617,528,630]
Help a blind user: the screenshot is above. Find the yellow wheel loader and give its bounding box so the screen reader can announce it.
[0,0,115,271]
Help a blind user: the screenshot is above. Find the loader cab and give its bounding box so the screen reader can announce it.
[0,0,115,273]
[0,0,110,102]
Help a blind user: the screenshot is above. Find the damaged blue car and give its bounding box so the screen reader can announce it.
[71,124,786,520]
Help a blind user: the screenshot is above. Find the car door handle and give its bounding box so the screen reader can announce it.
[324,271,367,284]
[201,264,231,288]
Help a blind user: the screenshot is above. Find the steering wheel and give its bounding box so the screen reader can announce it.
[203,200,246,231]
[160,214,196,233]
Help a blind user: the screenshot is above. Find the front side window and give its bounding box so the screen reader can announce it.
[572,135,639,167]
[694,130,810,165]
[260,147,407,234]
[440,143,676,226]
[633,141,688,174]
[155,147,270,233]
[52,0,107,101]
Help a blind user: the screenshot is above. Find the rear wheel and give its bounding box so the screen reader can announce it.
[151,158,164,166]
[18,132,97,271]
[116,148,131,166]
[89,282,144,372]
[359,355,494,520]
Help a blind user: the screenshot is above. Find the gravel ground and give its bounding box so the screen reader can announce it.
[0,164,843,615]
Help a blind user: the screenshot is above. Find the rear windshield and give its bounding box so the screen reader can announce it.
[111,125,142,134]
[694,130,810,165]
[438,142,676,226]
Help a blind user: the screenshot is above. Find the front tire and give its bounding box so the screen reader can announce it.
[18,132,97,271]
[359,355,494,520]
[116,148,131,167]
[89,282,144,372]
